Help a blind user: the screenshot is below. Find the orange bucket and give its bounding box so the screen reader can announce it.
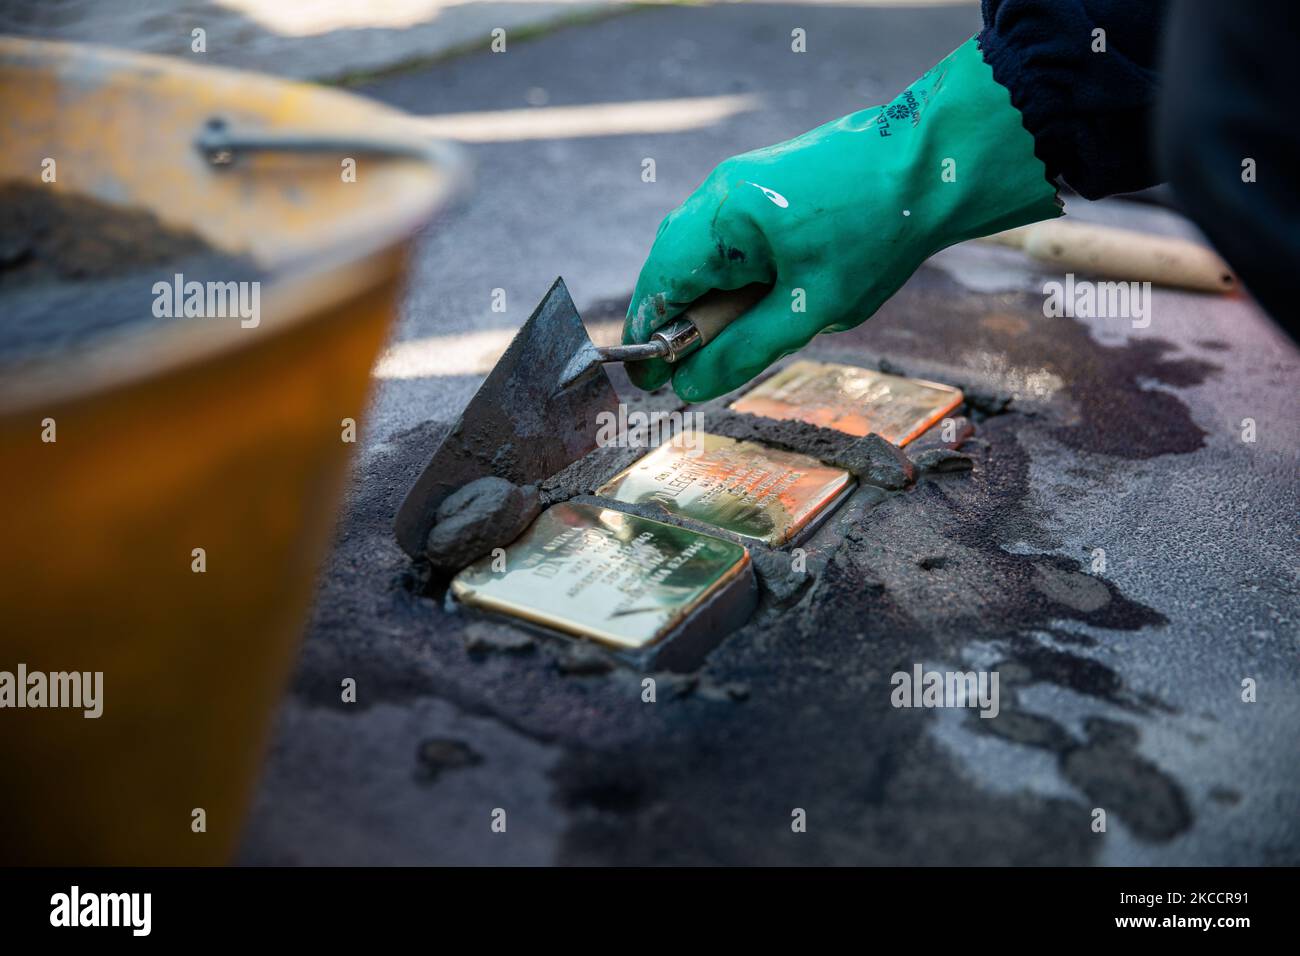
[0,38,465,863]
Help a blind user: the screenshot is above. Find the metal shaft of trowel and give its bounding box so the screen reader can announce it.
[596,318,703,365]
[558,282,770,391]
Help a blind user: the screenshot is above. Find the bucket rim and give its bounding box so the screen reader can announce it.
[0,37,470,413]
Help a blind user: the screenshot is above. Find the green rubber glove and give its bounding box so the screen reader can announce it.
[623,35,1061,402]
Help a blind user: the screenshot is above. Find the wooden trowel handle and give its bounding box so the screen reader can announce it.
[683,282,771,344]
[655,282,771,362]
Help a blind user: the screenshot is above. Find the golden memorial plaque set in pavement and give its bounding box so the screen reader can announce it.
[729,359,963,447]
[450,502,756,670]
[595,432,854,547]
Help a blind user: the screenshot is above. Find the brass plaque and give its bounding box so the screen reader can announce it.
[450,501,750,650]
[596,432,853,546]
[729,360,963,446]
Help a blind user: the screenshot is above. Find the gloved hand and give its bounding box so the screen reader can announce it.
[623,35,1061,402]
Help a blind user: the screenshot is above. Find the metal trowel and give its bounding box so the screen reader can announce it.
[394,277,766,558]
[558,281,769,389]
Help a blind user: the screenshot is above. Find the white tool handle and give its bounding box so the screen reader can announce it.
[988,221,1236,293]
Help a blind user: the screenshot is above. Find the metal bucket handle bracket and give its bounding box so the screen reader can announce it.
[196,115,445,167]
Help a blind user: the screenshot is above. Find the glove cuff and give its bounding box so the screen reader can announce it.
[888,35,1062,256]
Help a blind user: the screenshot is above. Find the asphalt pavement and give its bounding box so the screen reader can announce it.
[237,2,1299,865]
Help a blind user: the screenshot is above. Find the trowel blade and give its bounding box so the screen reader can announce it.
[394,277,621,558]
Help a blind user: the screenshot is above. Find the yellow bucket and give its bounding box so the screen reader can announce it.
[0,39,464,863]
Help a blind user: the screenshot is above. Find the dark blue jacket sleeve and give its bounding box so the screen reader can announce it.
[979,0,1168,199]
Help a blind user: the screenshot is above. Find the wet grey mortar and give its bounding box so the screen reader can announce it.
[424,476,541,571]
